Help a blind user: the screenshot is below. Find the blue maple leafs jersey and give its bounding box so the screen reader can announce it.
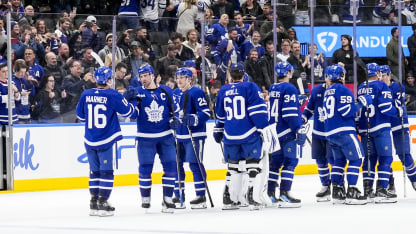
[389,81,409,134]
[76,88,135,149]
[174,86,211,142]
[118,0,140,16]
[13,76,35,121]
[133,85,175,141]
[357,80,397,136]
[206,23,227,48]
[323,83,357,138]
[0,80,18,125]
[28,63,44,82]
[216,81,268,144]
[303,83,326,139]
[269,82,302,139]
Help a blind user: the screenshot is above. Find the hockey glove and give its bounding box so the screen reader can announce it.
[395,100,404,118]
[299,94,308,106]
[124,87,138,101]
[301,114,308,125]
[296,125,307,146]
[169,118,182,130]
[182,114,198,127]
[358,94,372,108]
[259,123,280,153]
[213,127,224,143]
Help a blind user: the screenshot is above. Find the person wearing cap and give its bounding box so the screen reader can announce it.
[81,15,105,53]
[332,34,364,84]
[98,33,126,64]
[387,27,408,81]
[121,40,149,80]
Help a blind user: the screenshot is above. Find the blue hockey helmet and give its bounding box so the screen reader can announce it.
[379,65,391,75]
[176,67,193,79]
[137,64,154,76]
[366,63,379,77]
[230,63,245,73]
[328,64,345,81]
[324,66,332,79]
[274,61,293,78]
[94,66,112,85]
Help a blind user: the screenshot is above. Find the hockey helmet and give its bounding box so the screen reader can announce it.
[94,66,112,85]
[138,64,154,76]
[379,65,391,75]
[274,61,293,78]
[366,63,380,77]
[328,64,346,81]
[176,67,193,80]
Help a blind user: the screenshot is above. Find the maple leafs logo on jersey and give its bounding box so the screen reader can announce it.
[318,106,326,122]
[145,100,164,123]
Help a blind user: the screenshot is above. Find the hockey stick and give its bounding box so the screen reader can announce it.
[205,86,225,157]
[160,88,184,207]
[183,92,214,208]
[398,77,407,198]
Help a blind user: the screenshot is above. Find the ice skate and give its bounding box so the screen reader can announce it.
[412,181,416,191]
[190,196,207,209]
[97,197,115,217]
[247,187,261,211]
[172,196,186,209]
[375,187,397,204]
[278,190,301,208]
[162,196,176,213]
[267,190,279,204]
[346,186,367,205]
[89,197,99,216]
[141,197,151,209]
[316,185,331,202]
[222,186,239,210]
[363,180,375,203]
[332,184,346,204]
[388,177,396,196]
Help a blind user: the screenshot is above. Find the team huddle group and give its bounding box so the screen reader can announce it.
[75,58,416,217]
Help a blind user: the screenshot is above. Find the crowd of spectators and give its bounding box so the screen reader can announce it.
[3,0,416,124]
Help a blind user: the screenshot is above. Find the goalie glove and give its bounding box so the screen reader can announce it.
[259,123,280,153]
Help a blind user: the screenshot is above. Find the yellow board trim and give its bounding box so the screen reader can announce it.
[0,162,408,193]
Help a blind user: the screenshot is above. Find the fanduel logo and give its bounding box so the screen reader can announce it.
[13,130,39,170]
[317,32,338,52]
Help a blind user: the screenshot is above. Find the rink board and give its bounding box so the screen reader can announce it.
[6,118,416,192]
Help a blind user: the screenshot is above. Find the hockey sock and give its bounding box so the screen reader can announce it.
[331,158,347,186]
[362,155,377,187]
[162,162,176,197]
[377,156,393,189]
[346,159,361,186]
[399,154,416,182]
[316,159,330,186]
[174,162,185,198]
[89,171,100,198]
[99,170,114,200]
[268,154,284,192]
[139,164,153,198]
[190,162,206,196]
[280,158,298,191]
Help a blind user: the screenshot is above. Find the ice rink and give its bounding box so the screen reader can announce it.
[1,171,415,234]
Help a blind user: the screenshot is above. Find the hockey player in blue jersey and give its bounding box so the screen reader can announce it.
[357,63,398,203]
[323,64,369,205]
[267,61,307,208]
[171,67,211,209]
[213,63,279,210]
[124,64,180,213]
[302,66,334,202]
[379,65,416,192]
[76,66,135,217]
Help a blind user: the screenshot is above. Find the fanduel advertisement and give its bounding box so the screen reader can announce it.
[293,26,413,57]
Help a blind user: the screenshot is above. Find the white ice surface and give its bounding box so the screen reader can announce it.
[0,172,415,234]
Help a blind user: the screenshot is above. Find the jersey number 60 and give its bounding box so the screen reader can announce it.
[224,96,245,120]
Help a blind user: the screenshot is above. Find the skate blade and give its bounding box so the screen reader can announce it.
[174,204,186,209]
[191,203,207,209]
[278,202,301,208]
[332,199,346,205]
[222,204,240,210]
[89,209,99,216]
[161,207,175,213]
[345,199,368,205]
[249,205,261,211]
[374,197,398,204]
[98,210,114,217]
[316,196,331,202]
